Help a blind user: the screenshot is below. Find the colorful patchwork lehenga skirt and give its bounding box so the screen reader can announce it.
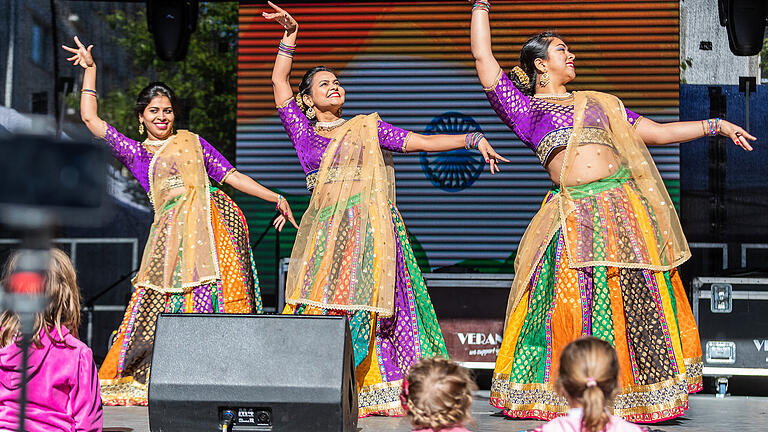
[285,203,448,417]
[98,187,262,406]
[491,171,703,423]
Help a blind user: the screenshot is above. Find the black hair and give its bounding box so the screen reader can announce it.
[510,32,563,96]
[133,82,178,118]
[296,66,336,115]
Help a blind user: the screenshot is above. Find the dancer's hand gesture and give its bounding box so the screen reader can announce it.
[262,1,298,32]
[478,138,510,174]
[274,199,299,231]
[61,36,95,69]
[718,120,756,151]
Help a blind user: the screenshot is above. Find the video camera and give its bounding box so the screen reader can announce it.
[0,132,108,432]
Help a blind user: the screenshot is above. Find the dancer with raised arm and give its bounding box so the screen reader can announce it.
[264,1,508,417]
[62,36,299,406]
[470,0,755,423]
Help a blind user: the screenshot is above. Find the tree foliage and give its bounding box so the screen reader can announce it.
[99,2,237,161]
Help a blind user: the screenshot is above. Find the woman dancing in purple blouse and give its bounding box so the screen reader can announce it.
[62,36,298,405]
[469,0,755,423]
[264,2,507,417]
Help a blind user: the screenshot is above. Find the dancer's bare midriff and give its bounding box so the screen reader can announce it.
[546,143,622,187]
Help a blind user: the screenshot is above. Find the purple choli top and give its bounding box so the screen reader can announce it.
[484,71,643,165]
[277,99,411,189]
[103,123,235,194]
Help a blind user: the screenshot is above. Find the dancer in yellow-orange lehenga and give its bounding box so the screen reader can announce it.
[469,0,756,423]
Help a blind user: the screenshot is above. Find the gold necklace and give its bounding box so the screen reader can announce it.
[314,118,346,131]
[143,135,174,147]
[534,92,573,100]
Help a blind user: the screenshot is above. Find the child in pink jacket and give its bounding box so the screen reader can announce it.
[0,249,102,432]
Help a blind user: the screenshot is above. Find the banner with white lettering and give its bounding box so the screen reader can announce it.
[440,319,504,363]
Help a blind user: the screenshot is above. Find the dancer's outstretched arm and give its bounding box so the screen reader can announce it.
[62,36,106,138]
[470,1,501,88]
[635,118,755,150]
[406,134,509,174]
[225,173,299,230]
[266,1,298,105]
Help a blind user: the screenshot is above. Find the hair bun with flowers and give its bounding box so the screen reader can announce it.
[512,66,530,86]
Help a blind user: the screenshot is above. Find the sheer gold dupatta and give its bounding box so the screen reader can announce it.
[559,92,689,270]
[505,91,690,323]
[133,130,220,293]
[285,114,397,316]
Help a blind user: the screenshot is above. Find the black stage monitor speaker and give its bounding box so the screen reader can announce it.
[146,0,199,61]
[148,314,358,432]
[719,0,768,56]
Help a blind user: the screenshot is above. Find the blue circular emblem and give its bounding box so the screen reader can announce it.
[419,112,484,192]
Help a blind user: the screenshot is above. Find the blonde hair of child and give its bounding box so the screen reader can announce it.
[557,336,620,432]
[0,249,81,348]
[405,357,477,431]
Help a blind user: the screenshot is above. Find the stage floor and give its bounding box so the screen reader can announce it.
[103,393,767,431]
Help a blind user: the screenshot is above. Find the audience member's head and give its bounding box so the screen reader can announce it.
[0,248,81,348]
[402,357,477,431]
[557,336,620,432]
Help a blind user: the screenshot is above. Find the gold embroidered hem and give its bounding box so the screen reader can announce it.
[564,257,693,273]
[276,98,293,109]
[358,379,405,417]
[483,68,505,92]
[400,131,413,152]
[684,356,703,389]
[159,174,184,192]
[304,166,363,190]
[284,297,394,317]
[131,275,221,294]
[536,126,614,165]
[220,167,236,184]
[491,360,702,423]
[100,377,148,406]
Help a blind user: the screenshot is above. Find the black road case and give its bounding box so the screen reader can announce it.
[692,277,768,394]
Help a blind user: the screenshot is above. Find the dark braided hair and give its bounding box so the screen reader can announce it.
[133,82,178,118]
[296,66,336,116]
[510,32,562,96]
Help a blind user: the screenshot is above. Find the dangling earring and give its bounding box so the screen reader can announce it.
[539,71,550,88]
[306,106,316,120]
[138,120,144,135]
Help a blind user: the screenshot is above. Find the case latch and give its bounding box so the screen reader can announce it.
[706,341,736,364]
[711,283,732,313]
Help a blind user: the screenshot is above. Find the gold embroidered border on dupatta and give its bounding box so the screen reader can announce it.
[505,91,690,323]
[285,114,398,316]
[133,130,220,294]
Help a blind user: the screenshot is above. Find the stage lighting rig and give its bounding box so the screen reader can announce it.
[718,0,768,56]
[146,0,199,61]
